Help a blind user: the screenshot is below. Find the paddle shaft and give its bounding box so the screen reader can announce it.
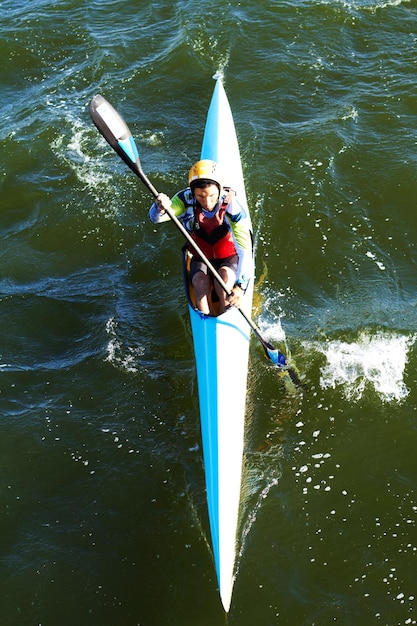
[128,163,284,363]
[89,94,290,369]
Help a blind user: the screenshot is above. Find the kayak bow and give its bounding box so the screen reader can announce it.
[183,75,254,612]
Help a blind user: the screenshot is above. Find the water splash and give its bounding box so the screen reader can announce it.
[330,0,410,11]
[51,115,123,221]
[105,317,145,373]
[308,330,415,403]
[236,463,282,578]
[258,315,287,344]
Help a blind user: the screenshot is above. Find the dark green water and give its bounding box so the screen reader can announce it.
[2,0,417,624]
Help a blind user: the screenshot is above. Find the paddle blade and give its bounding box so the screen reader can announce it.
[287,366,304,389]
[262,340,286,367]
[263,339,305,389]
[90,95,138,168]
[89,94,158,197]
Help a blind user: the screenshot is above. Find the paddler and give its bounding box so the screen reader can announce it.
[149,159,253,315]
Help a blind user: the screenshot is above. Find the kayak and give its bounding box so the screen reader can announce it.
[89,77,295,613]
[183,76,254,612]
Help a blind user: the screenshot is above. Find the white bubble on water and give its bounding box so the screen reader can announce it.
[307,330,416,403]
[258,315,287,343]
[104,317,145,373]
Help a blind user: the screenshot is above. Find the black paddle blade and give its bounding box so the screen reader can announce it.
[89,95,140,173]
[89,94,159,197]
[287,366,305,390]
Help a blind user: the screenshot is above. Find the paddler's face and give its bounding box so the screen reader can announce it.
[193,184,220,211]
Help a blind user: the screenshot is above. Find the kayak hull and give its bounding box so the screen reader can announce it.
[187,281,253,612]
[184,77,254,612]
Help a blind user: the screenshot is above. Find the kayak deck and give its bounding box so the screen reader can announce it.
[183,247,254,612]
[184,75,254,613]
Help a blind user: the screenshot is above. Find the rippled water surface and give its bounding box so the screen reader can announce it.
[1,0,417,624]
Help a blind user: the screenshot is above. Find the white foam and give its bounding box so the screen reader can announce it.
[308,330,415,403]
[335,0,410,11]
[104,317,145,373]
[258,316,287,343]
[51,116,121,219]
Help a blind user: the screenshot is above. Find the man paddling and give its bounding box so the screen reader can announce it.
[149,159,253,315]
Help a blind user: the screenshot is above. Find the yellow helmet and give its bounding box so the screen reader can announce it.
[188,159,223,191]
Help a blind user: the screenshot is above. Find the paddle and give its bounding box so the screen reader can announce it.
[89,94,301,381]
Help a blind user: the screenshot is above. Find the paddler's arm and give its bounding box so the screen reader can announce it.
[227,283,245,308]
[148,193,173,223]
[148,190,188,224]
[227,198,254,298]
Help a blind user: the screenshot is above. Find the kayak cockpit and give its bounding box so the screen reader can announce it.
[182,247,223,318]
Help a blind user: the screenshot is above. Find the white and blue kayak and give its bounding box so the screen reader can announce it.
[183,76,254,612]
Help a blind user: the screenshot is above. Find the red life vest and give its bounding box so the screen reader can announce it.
[190,201,236,260]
